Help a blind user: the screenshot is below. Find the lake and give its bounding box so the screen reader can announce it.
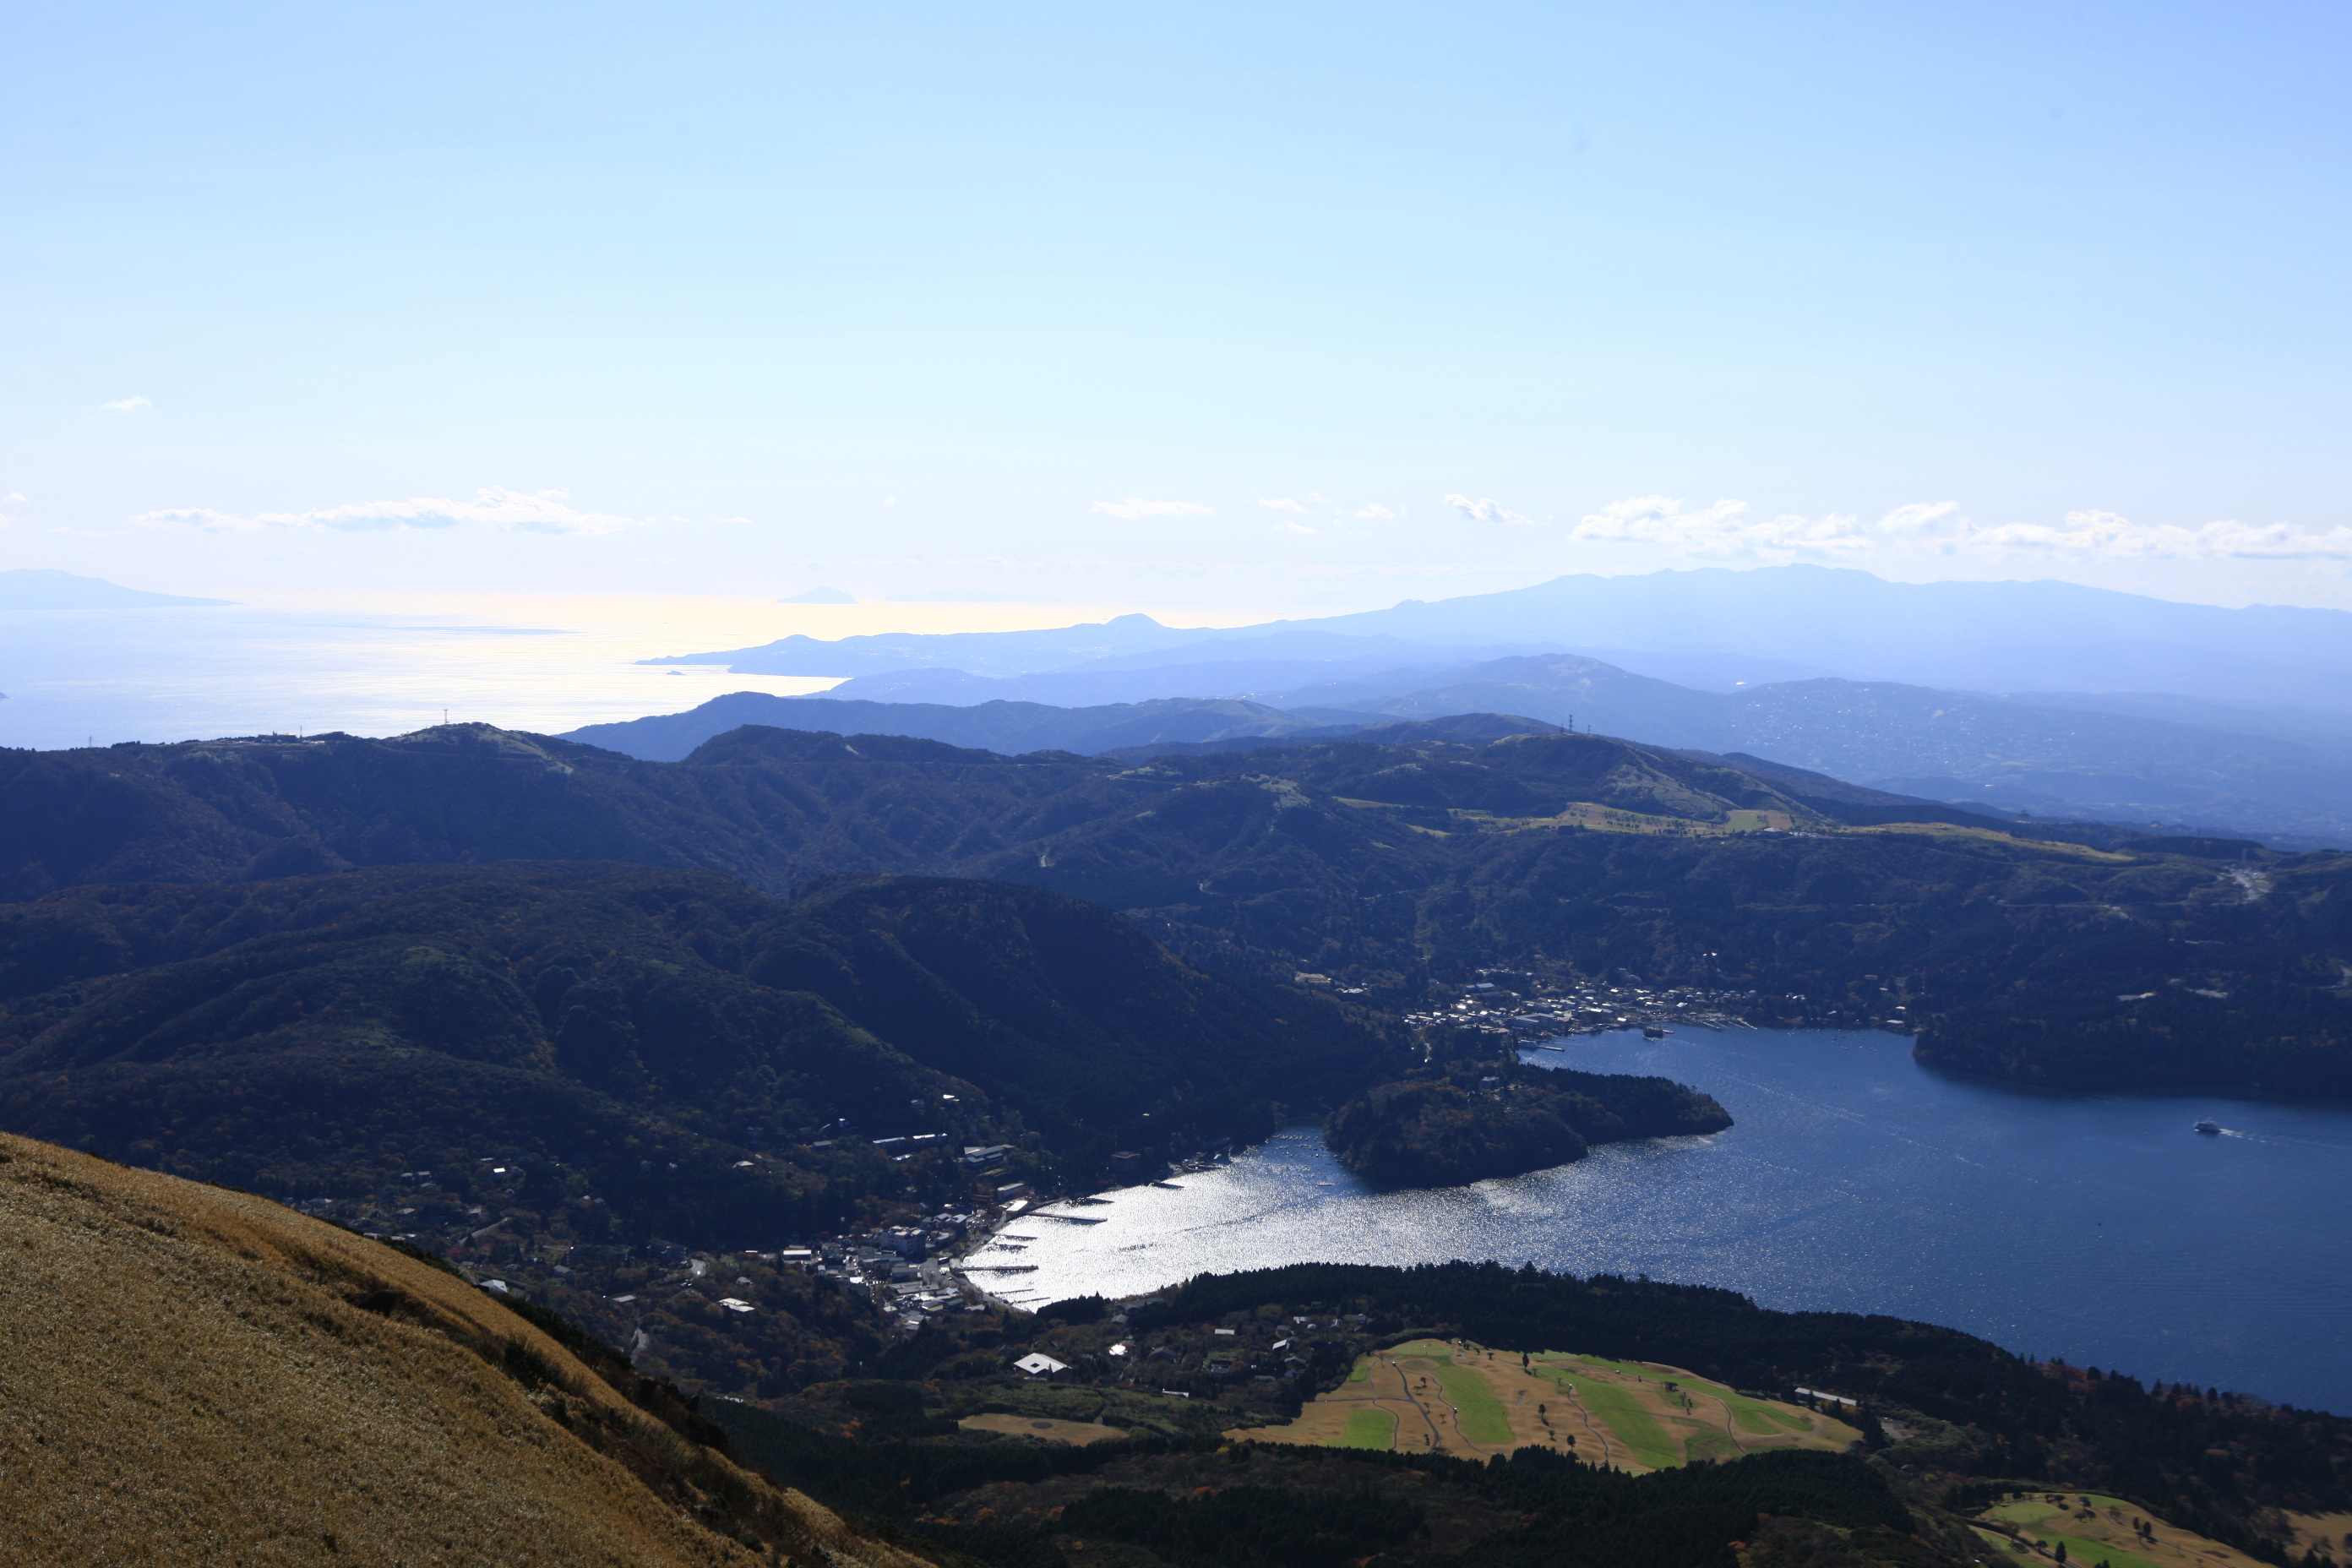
[978,1026,2352,1414]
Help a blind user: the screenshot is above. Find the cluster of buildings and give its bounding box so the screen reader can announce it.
[801,1212,994,1330]
[1395,970,1759,1041]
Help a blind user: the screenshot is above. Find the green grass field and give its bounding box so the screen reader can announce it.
[1424,1358,1515,1446]
[1984,1500,2164,1568]
[1552,1372,1680,1470]
[2038,1533,2157,1568]
[1546,1353,1810,1435]
[1348,1358,1370,1382]
[1337,1408,1396,1451]
[1682,1428,1740,1463]
[1697,1384,1810,1435]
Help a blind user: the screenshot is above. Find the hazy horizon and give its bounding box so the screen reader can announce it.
[6,3,2348,613]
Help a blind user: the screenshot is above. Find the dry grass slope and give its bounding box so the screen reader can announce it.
[0,1132,926,1568]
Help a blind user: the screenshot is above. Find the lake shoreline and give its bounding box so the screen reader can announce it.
[979,1028,2352,1416]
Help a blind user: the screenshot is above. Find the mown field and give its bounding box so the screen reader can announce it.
[1971,1492,2272,1568]
[1237,1337,1859,1469]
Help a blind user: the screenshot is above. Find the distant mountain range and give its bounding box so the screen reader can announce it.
[570,658,2352,847]
[651,564,2352,708]
[0,567,232,608]
[622,566,2352,846]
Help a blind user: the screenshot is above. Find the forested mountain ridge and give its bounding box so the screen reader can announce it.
[0,719,1858,901]
[0,864,1402,1239]
[4,721,2350,1095]
[565,690,1374,764]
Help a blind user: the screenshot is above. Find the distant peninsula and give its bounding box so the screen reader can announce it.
[1325,1059,1732,1186]
[0,568,232,608]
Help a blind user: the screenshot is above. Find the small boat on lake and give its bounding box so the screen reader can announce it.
[2193,1119,2221,1135]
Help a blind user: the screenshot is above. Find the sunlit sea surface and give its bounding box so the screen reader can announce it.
[982,1027,2352,1413]
[0,596,1231,750]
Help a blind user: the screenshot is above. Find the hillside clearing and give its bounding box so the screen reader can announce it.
[1236,1338,1857,1469]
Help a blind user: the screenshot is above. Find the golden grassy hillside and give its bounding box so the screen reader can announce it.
[0,1133,925,1568]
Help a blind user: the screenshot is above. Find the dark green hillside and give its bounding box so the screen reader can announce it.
[0,865,1401,1236]
[0,723,1134,898]
[1168,727,1831,822]
[742,875,1405,1163]
[7,721,2352,1095]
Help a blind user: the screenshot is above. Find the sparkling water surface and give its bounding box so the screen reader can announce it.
[980,1027,2352,1413]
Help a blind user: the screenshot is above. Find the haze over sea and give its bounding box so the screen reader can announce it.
[0,595,1246,752]
[987,1027,2352,1415]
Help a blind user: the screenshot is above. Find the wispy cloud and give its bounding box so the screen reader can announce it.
[1571,494,1871,560]
[1974,510,2352,560]
[1262,495,1393,526]
[1566,493,2352,564]
[133,486,646,536]
[1446,494,1540,526]
[1090,497,1217,520]
[101,395,152,413]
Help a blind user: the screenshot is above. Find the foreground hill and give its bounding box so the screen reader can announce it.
[0,865,1398,1237]
[14,1122,2335,1566]
[0,1131,917,1566]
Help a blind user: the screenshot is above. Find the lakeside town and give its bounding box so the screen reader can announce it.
[278,966,1923,1401]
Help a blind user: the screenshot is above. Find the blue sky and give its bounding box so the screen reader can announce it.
[3,1,2347,611]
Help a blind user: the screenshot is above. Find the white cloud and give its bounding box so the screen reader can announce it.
[1570,495,1881,560]
[1973,509,2352,560]
[1574,497,1871,559]
[1256,497,1308,513]
[1353,503,1397,520]
[132,486,644,536]
[1446,494,1540,526]
[101,395,151,413]
[1089,497,1217,519]
[1564,493,2352,564]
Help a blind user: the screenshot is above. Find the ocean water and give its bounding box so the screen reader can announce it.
[978,1027,2352,1413]
[0,595,1219,750]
